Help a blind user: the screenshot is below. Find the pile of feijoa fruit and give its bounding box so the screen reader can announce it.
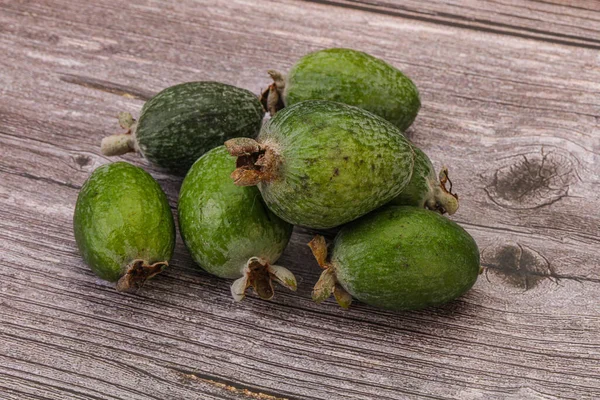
[74,48,480,310]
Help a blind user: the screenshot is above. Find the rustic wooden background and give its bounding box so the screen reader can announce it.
[1,0,599,399]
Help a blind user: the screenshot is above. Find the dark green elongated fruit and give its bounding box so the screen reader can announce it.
[309,206,480,310]
[262,48,420,131]
[178,146,295,301]
[73,162,175,292]
[101,82,265,175]
[391,146,459,215]
[225,100,415,229]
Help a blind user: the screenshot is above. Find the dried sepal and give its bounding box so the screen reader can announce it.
[224,137,261,156]
[259,86,270,114]
[116,259,168,293]
[231,168,262,186]
[312,268,336,303]
[333,284,352,309]
[246,257,274,300]
[308,235,328,268]
[231,275,249,302]
[265,70,286,116]
[309,235,353,308]
[267,70,286,91]
[269,264,297,291]
[231,258,296,302]
[259,70,286,116]
[224,138,281,187]
[432,166,459,215]
[266,84,281,116]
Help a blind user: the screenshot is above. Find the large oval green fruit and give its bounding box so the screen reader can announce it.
[310,206,480,310]
[391,146,459,215]
[101,82,265,175]
[73,162,175,292]
[225,100,415,229]
[263,48,420,131]
[178,146,295,301]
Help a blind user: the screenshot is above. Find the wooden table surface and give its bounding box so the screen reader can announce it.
[1,1,599,399]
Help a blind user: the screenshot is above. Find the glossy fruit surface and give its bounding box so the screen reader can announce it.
[264,48,420,131]
[101,82,264,175]
[311,206,480,310]
[226,100,415,229]
[73,162,175,292]
[178,146,295,301]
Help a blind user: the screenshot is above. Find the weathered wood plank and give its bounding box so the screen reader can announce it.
[303,0,600,50]
[0,0,599,399]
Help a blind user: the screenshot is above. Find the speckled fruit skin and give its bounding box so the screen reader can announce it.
[283,48,421,131]
[178,146,292,280]
[331,206,480,310]
[392,146,432,207]
[257,100,414,229]
[136,82,264,174]
[73,162,175,284]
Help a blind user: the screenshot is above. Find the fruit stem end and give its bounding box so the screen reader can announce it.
[230,257,296,302]
[116,259,168,293]
[259,70,285,116]
[309,235,353,308]
[101,114,137,156]
[430,167,459,215]
[101,134,136,156]
[224,138,280,186]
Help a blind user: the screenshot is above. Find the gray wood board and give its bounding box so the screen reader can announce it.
[0,0,599,399]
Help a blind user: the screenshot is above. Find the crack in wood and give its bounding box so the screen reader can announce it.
[302,0,600,50]
[452,94,600,118]
[60,75,153,101]
[0,365,109,400]
[0,347,164,400]
[529,0,600,13]
[176,369,296,400]
[1,169,81,191]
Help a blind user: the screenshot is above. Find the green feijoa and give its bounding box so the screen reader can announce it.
[178,146,295,301]
[391,146,459,215]
[225,100,415,229]
[310,206,480,310]
[73,162,175,292]
[262,48,420,131]
[101,82,265,175]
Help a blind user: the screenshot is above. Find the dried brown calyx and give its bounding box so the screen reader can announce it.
[308,235,352,309]
[259,70,286,116]
[230,257,297,302]
[116,259,168,293]
[224,138,281,187]
[428,167,459,215]
[100,112,138,156]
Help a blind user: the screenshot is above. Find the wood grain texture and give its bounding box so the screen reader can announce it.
[305,0,600,49]
[0,0,599,399]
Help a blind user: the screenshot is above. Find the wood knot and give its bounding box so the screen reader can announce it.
[485,148,576,209]
[482,242,555,290]
[74,154,91,167]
